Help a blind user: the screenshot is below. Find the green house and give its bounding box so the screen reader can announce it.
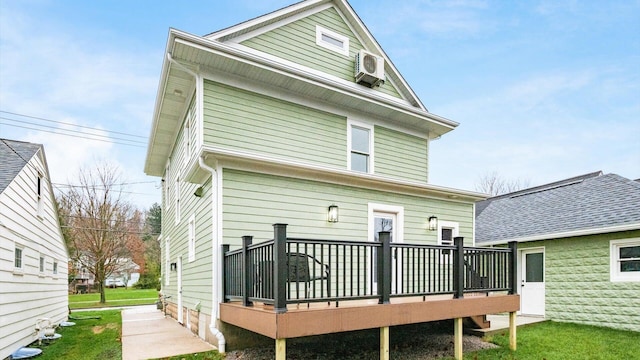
[476,171,640,332]
[144,1,520,358]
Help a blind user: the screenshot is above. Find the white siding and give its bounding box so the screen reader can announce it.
[0,150,69,359]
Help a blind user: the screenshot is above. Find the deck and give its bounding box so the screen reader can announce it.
[222,224,519,359]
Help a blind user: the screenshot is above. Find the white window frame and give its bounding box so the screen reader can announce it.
[347,120,374,174]
[316,25,349,56]
[14,245,23,270]
[39,255,45,273]
[188,214,196,262]
[610,238,640,282]
[53,261,58,275]
[437,221,459,246]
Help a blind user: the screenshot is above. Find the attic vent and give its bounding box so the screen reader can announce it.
[355,50,385,88]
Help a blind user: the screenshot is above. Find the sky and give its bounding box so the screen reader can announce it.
[1,0,638,210]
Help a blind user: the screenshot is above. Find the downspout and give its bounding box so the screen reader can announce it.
[198,155,226,354]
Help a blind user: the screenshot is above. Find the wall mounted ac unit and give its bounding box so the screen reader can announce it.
[355,49,385,88]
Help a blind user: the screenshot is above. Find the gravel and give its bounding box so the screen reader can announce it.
[224,321,498,360]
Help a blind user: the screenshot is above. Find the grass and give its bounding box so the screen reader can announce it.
[462,321,640,360]
[32,310,122,360]
[69,288,158,309]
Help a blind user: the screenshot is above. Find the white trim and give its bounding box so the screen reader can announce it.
[316,25,349,56]
[347,119,374,174]
[610,238,640,282]
[367,203,405,245]
[437,221,459,246]
[479,223,640,245]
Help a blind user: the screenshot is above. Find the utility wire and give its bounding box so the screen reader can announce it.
[0,110,147,139]
[0,121,146,148]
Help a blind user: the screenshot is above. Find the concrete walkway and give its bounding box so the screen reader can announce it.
[469,314,547,336]
[121,305,215,360]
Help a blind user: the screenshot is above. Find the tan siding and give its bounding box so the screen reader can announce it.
[203,80,347,168]
[240,7,402,99]
[375,126,428,183]
[222,169,473,248]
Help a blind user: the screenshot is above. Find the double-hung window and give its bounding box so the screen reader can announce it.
[610,239,640,282]
[14,246,23,269]
[348,121,373,173]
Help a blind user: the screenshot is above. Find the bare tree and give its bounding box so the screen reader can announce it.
[475,171,531,196]
[58,162,136,303]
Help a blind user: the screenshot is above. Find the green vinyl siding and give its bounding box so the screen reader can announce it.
[375,126,428,183]
[520,231,640,332]
[162,115,214,315]
[221,168,473,248]
[203,80,346,168]
[240,7,402,99]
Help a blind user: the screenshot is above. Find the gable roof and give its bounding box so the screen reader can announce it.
[145,0,458,176]
[476,172,640,244]
[0,138,42,194]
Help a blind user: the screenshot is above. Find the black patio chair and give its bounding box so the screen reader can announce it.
[287,252,330,302]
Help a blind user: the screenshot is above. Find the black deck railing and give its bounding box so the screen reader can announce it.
[223,224,517,313]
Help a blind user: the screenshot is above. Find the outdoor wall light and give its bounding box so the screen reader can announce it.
[328,205,339,223]
[193,186,204,197]
[428,216,438,231]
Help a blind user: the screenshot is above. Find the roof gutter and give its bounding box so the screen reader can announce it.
[479,222,640,246]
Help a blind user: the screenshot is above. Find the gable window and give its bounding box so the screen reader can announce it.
[39,256,45,273]
[316,25,349,56]
[188,214,196,262]
[15,247,23,269]
[348,121,373,173]
[610,239,640,282]
[53,261,58,275]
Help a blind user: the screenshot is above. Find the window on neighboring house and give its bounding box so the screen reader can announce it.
[39,256,45,273]
[610,239,640,282]
[53,261,58,275]
[437,221,459,262]
[188,215,195,262]
[37,172,44,217]
[14,247,23,269]
[348,121,373,173]
[175,174,181,224]
[316,25,349,56]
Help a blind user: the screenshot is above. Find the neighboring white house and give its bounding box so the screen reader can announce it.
[0,139,69,359]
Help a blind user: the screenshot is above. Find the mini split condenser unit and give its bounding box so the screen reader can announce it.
[355,49,385,88]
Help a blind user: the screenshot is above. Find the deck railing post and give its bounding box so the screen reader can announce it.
[242,236,253,307]
[508,241,517,295]
[378,231,391,304]
[453,237,464,299]
[222,244,230,303]
[273,223,288,313]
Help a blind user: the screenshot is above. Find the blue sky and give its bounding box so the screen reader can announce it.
[1,0,638,209]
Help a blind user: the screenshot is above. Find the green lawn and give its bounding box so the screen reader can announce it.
[32,310,122,360]
[462,321,640,360]
[69,288,158,309]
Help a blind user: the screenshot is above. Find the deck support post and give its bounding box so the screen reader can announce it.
[377,231,391,304]
[454,317,463,359]
[509,311,517,350]
[241,236,253,307]
[273,223,288,313]
[453,237,465,299]
[380,326,389,360]
[275,338,286,360]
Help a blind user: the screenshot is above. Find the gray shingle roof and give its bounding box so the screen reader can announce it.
[475,172,640,243]
[0,138,42,194]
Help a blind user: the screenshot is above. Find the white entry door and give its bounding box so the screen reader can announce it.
[370,205,404,294]
[177,256,183,324]
[520,249,545,316]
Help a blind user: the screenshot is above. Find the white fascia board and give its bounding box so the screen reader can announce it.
[170,29,459,130]
[480,222,640,246]
[201,145,487,202]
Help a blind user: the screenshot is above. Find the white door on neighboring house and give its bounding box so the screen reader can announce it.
[520,249,545,316]
[177,256,183,324]
[369,204,404,294]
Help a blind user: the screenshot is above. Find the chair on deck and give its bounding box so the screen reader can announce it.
[287,252,330,302]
